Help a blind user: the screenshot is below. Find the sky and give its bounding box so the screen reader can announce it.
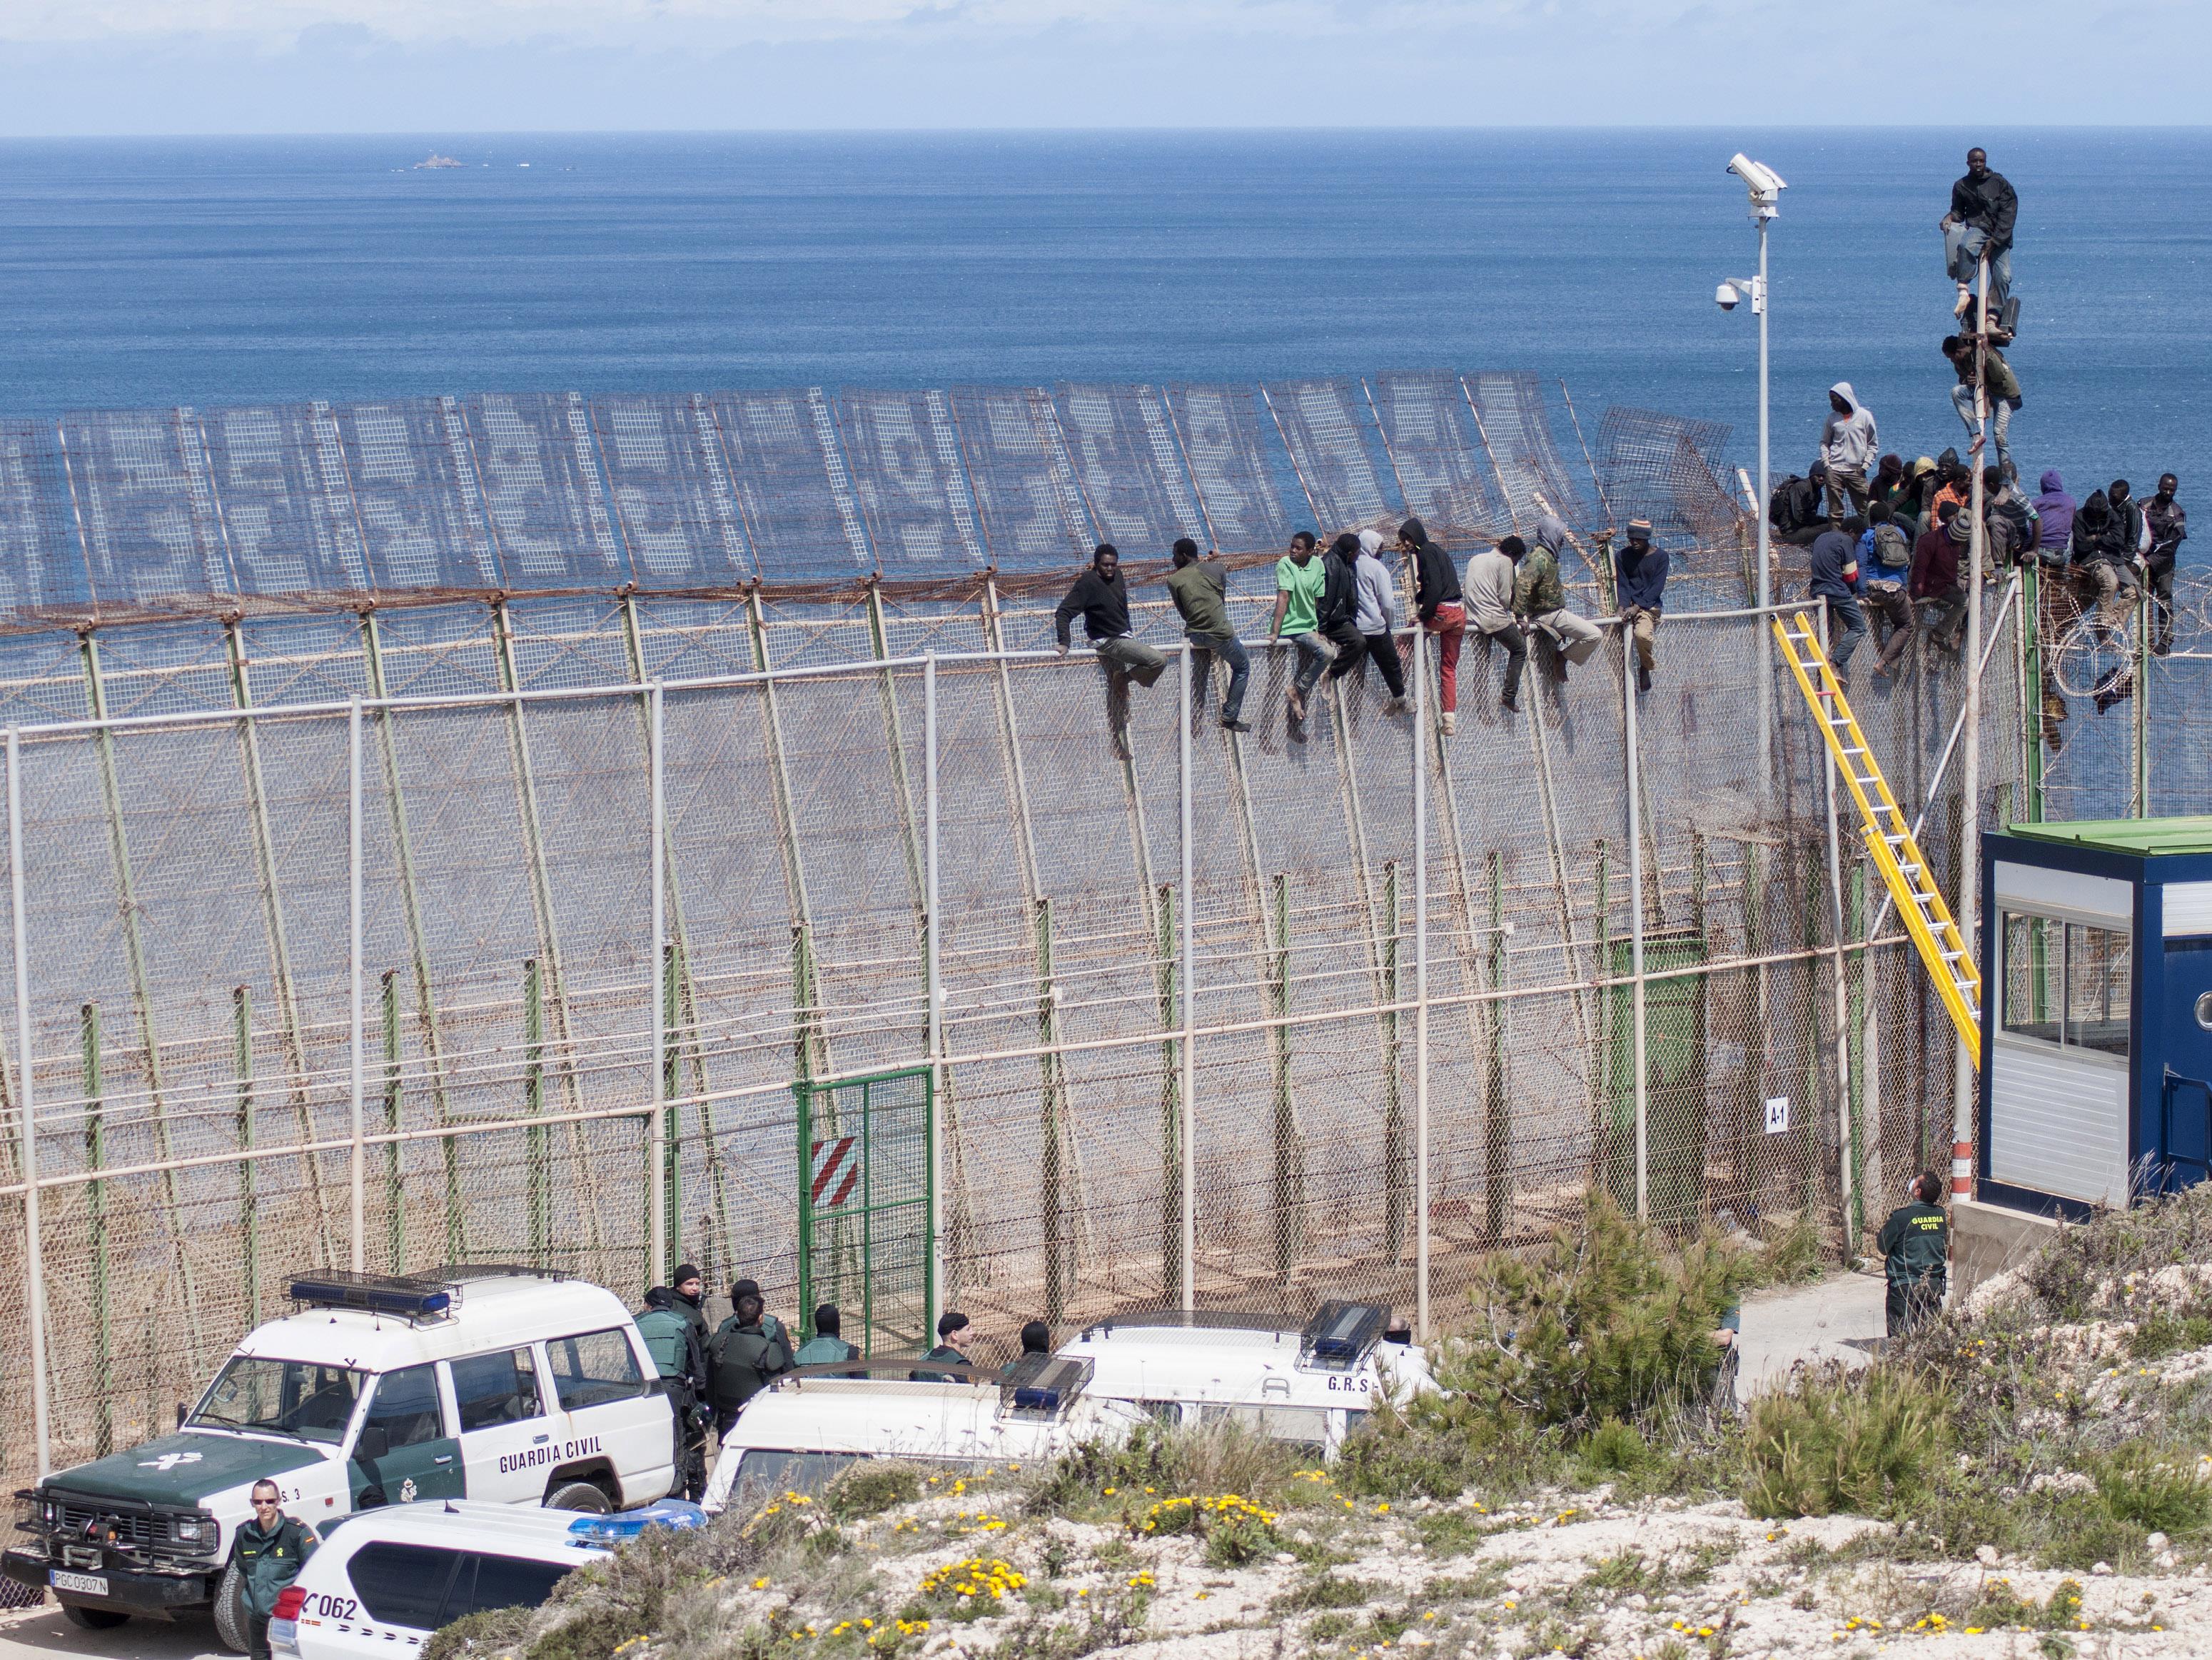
[1,0,2206,134]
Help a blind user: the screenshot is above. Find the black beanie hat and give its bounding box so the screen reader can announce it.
[673,1264,702,1287]
[731,1277,762,1302]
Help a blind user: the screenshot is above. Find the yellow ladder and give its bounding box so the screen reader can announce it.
[1772,614,1982,1066]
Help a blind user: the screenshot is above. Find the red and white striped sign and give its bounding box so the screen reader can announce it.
[810,1137,859,1208]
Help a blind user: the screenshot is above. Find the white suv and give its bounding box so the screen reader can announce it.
[270,1500,702,1660]
[6,1267,680,1649]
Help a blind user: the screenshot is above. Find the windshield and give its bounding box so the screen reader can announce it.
[189,1357,363,1444]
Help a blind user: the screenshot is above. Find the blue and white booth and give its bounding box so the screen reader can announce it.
[1979,817,2212,1217]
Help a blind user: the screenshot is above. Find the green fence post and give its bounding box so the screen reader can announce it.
[1268,874,1303,1279]
[524,957,546,1267]
[233,987,258,1327]
[82,1000,110,1457]
[1381,862,1405,1264]
[1156,883,1182,1301]
[1484,849,1508,1244]
[1739,841,1769,1220]
[1036,897,1071,1322]
[380,970,403,1272]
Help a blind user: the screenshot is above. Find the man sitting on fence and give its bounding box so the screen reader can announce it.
[1520,515,1603,684]
[1055,543,1168,761]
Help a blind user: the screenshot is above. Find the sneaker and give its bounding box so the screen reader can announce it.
[1439,711,1457,735]
[1637,664,1653,693]
[1385,696,1410,716]
[1221,718,1253,733]
[1500,693,1520,714]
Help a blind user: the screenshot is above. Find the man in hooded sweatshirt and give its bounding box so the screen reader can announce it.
[1398,518,1465,734]
[1769,463,1830,548]
[1809,518,1869,671]
[1602,520,1670,693]
[2145,474,2187,656]
[2032,471,2076,565]
[1350,530,1409,709]
[1911,500,1970,655]
[1520,515,1602,681]
[2069,489,2140,629]
[1942,334,2023,481]
[1055,543,1168,760]
[1818,384,1879,527]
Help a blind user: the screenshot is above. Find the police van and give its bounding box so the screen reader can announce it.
[700,1355,1144,1514]
[1058,1300,1435,1457]
[4,1267,679,1650]
[268,1499,703,1660]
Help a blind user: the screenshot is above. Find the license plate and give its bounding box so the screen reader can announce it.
[49,1569,108,1596]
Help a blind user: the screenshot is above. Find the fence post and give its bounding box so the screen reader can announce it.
[1412,624,1430,1337]
[2136,581,2152,817]
[380,970,403,1274]
[924,653,943,1329]
[1381,862,1403,1263]
[1814,609,1856,1252]
[1156,882,1181,1302]
[83,999,109,1456]
[525,957,547,1265]
[649,682,666,1289]
[10,729,54,1477]
[1624,618,1648,1220]
[233,987,258,1322]
[348,697,365,1274]
[1484,847,1508,1244]
[1178,643,1196,1313]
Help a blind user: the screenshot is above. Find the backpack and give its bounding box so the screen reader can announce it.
[1870,523,1909,573]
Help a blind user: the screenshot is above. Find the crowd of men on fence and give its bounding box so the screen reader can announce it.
[1767,146,2187,738]
[1049,146,2182,760]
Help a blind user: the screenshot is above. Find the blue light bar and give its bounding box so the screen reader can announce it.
[567,1500,708,1545]
[999,1353,1092,1417]
[1300,1300,1388,1369]
[286,1272,453,1322]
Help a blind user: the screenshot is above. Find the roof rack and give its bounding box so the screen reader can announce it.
[1299,1300,1388,1371]
[286,1270,455,1322]
[999,1352,1092,1419]
[433,1263,572,1283]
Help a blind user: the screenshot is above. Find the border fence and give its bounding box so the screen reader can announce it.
[0,370,2199,1487]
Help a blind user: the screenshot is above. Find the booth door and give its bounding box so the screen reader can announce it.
[2163,940,2212,1188]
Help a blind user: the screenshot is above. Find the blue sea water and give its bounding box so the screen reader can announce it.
[0,129,2204,517]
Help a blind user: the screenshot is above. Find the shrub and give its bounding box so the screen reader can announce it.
[1439,1193,1759,1435]
[826,1462,924,1520]
[1740,1364,1953,1519]
[1133,1494,1280,1566]
[913,1556,1028,1623]
[1580,1419,1652,1476]
[1026,1422,1301,1516]
[2093,1445,2212,1536]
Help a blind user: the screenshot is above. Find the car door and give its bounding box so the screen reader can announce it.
[330,1541,462,1658]
[348,1363,464,1508]
[447,1347,554,1504]
[541,1328,670,1502]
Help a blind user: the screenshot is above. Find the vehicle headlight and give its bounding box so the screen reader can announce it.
[171,1516,215,1545]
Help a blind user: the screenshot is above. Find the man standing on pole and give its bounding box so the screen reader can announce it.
[1943,147,2019,328]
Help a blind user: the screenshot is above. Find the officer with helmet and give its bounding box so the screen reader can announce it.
[635,1284,712,1499]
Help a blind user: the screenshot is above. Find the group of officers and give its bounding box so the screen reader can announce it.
[631,1267,1048,1499]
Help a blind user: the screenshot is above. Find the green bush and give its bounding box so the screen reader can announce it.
[1438,1194,1758,1435]
[1580,1419,1652,1477]
[2094,1445,2212,1536]
[1740,1364,1953,1519]
[826,1462,924,1520]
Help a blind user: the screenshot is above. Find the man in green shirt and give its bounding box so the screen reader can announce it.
[231,1480,318,1660]
[792,1303,862,1372]
[1268,531,1335,723]
[1875,1172,1951,1337]
[1166,538,1251,731]
[910,1310,974,1382]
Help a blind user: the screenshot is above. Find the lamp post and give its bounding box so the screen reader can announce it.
[1719,153,1786,798]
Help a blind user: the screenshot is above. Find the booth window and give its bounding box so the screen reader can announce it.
[2001,912,2130,1056]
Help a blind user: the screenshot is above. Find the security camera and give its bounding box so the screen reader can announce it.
[1716,281,1742,311]
[1727,152,1787,216]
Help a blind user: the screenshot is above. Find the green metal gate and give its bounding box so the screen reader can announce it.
[795,1067,936,1357]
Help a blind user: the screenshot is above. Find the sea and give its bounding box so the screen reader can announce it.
[0,129,2205,535]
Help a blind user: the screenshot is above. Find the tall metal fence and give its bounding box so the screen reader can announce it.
[0,371,2197,1489]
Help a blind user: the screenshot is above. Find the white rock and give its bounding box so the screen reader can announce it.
[1626,1594,1648,1611]
[2148,1532,2171,1551]
[2093,1561,2113,1576]
[2159,1551,2179,1569]
[1975,1545,1999,1566]
[1273,1553,1296,1566]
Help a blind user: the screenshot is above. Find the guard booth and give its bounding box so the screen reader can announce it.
[1979,817,2212,1217]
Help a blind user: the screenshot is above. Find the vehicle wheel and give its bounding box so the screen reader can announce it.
[546,1480,612,1514]
[59,1602,130,1631]
[212,1561,253,1654]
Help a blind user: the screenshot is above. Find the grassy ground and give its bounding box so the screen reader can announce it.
[427,1191,2212,1660]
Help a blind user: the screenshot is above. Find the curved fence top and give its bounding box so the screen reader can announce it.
[0,378,1742,630]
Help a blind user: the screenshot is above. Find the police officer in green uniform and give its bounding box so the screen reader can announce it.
[670,1264,712,1352]
[636,1285,712,1499]
[1876,1172,1951,1337]
[791,1304,861,1369]
[231,1479,318,1660]
[910,1311,973,1382]
[707,1279,792,1436]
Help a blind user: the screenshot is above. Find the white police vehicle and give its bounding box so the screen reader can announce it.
[700,1354,1143,1514]
[1058,1300,1435,1457]
[6,1267,680,1649]
[269,1499,703,1660]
